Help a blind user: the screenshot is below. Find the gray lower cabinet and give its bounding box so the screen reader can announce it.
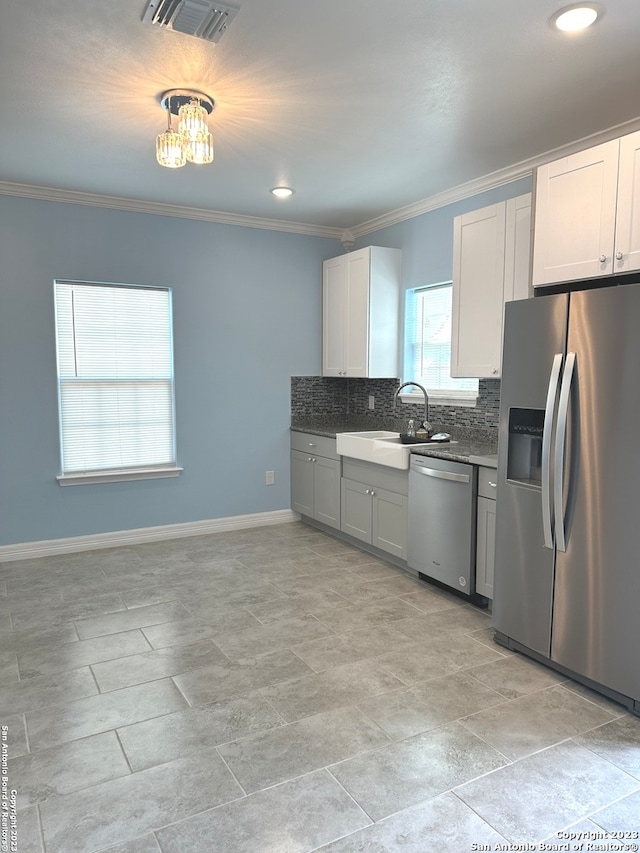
[372,487,409,559]
[340,459,408,560]
[475,467,497,598]
[341,478,372,542]
[290,432,341,530]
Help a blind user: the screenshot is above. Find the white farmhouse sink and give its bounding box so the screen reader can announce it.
[336,430,432,470]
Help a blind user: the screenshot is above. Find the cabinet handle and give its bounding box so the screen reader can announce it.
[312,457,316,463]
[599,254,607,263]
[370,490,376,497]
[307,457,313,462]
[308,443,316,447]
[616,251,624,261]
[488,481,497,488]
[365,488,370,494]
[491,368,498,375]
[415,467,470,483]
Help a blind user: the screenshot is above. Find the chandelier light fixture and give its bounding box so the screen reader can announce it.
[156,89,215,169]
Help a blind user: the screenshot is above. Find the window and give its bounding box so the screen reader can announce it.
[54,281,180,485]
[404,283,478,405]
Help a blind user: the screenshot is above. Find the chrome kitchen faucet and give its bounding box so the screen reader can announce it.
[393,381,430,431]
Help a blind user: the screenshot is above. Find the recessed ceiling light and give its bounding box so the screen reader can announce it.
[270,187,294,199]
[551,3,601,32]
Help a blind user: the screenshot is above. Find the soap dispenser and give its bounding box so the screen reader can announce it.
[407,418,415,437]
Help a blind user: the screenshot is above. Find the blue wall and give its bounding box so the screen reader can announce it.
[0,196,338,545]
[0,177,533,546]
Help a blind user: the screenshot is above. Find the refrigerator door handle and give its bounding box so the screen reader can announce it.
[554,351,576,552]
[542,353,564,549]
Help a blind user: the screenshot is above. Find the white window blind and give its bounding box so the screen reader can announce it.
[54,281,177,479]
[405,283,478,401]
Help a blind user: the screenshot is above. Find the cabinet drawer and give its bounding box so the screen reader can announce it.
[290,431,339,460]
[478,466,498,500]
[342,458,408,496]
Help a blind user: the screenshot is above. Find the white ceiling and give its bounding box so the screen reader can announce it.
[2,0,640,235]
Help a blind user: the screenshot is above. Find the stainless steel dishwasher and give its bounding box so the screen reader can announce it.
[408,455,482,603]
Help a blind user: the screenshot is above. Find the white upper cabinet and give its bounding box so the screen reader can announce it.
[322,255,348,376]
[532,129,640,286]
[322,246,401,378]
[504,193,534,303]
[615,131,640,275]
[451,194,531,379]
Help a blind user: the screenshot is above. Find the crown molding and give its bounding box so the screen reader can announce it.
[0,181,343,240]
[3,115,640,240]
[349,164,534,238]
[350,115,640,238]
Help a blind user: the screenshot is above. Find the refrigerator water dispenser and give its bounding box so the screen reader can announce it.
[507,408,544,487]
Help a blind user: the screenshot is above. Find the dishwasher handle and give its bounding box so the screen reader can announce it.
[411,465,470,484]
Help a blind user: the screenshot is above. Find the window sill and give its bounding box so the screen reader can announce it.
[57,466,184,487]
[399,392,478,409]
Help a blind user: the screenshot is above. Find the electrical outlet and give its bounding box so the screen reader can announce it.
[265,470,275,485]
[368,395,375,410]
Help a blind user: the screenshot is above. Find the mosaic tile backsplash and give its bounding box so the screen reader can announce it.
[291,376,500,438]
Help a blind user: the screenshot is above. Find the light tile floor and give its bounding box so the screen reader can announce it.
[1,522,639,852]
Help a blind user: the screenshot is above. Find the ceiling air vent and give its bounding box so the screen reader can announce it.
[142,0,239,43]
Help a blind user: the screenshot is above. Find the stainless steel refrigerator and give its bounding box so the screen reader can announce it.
[493,283,640,714]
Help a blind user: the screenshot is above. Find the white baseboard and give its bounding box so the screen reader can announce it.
[0,509,301,563]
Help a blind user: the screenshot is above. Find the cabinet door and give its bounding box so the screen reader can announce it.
[475,496,496,598]
[532,140,619,285]
[372,487,408,560]
[504,194,532,303]
[614,130,640,275]
[322,256,347,376]
[290,451,314,517]
[313,456,341,530]
[344,249,370,377]
[341,477,372,544]
[451,203,506,378]
[367,247,401,378]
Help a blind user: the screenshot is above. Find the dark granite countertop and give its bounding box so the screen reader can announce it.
[409,442,498,468]
[290,418,498,468]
